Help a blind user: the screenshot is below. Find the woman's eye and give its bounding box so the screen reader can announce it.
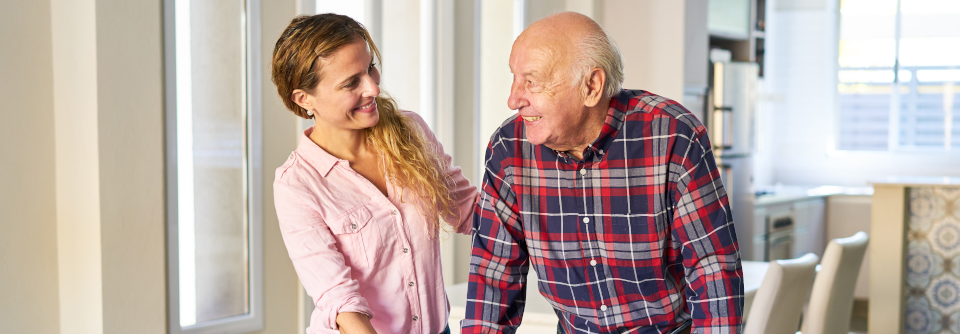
[368,62,377,72]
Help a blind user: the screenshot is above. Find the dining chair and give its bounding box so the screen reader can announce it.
[743,253,820,334]
[799,231,869,334]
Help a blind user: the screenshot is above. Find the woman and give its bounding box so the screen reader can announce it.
[270,14,477,334]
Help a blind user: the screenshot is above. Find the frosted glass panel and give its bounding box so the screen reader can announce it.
[708,0,751,38]
[176,0,249,326]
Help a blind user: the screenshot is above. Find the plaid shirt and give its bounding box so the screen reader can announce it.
[461,90,743,334]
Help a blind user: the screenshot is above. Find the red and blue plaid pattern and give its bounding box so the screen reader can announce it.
[461,90,744,334]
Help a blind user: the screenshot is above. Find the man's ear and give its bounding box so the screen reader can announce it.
[291,89,311,111]
[583,67,606,108]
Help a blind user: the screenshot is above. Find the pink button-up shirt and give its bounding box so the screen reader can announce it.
[274,111,478,334]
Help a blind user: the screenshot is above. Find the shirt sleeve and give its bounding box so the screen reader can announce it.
[460,136,530,334]
[273,180,373,330]
[668,128,744,333]
[404,111,479,235]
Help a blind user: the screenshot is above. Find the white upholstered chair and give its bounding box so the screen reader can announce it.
[743,253,820,334]
[800,231,869,334]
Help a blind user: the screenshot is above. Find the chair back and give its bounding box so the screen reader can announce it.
[743,253,819,334]
[800,231,869,334]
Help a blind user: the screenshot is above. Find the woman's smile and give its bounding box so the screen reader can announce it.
[353,100,377,113]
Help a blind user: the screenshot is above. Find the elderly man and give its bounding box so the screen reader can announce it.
[461,12,743,334]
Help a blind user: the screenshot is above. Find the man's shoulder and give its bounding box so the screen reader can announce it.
[616,89,706,136]
[486,113,524,153]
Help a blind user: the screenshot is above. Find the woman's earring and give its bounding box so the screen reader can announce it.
[306,109,314,116]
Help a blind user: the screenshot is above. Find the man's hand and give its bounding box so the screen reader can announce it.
[336,312,377,334]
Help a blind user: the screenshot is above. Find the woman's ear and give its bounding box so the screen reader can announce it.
[583,67,606,108]
[291,89,311,111]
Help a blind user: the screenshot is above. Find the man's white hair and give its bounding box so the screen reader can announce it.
[571,31,624,99]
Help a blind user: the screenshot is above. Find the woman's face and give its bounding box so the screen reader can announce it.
[293,38,381,132]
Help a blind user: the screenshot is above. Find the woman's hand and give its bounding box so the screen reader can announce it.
[336,312,377,334]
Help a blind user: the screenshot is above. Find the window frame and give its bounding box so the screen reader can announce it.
[833,0,960,153]
[162,0,264,333]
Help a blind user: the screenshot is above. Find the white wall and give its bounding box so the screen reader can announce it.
[762,0,960,186]
[603,0,686,102]
[380,0,421,113]
[0,1,60,333]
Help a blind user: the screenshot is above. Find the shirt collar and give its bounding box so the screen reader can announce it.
[297,126,347,177]
[550,91,627,161]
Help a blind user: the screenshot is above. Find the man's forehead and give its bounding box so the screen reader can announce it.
[511,40,563,73]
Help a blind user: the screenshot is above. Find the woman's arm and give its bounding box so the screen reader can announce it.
[336,312,377,334]
[274,180,376,332]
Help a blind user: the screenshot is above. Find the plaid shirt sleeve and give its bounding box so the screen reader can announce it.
[668,128,744,333]
[460,133,531,334]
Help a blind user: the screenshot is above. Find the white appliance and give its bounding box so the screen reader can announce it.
[709,60,761,261]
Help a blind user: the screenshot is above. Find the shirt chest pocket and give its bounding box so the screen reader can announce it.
[328,205,379,270]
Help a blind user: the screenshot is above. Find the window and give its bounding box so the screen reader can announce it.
[837,0,960,151]
[164,0,264,333]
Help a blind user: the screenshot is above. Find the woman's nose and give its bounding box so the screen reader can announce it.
[362,75,380,98]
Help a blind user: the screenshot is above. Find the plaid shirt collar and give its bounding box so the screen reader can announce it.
[546,98,625,163]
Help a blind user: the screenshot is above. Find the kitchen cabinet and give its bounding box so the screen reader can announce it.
[752,196,826,262]
[708,0,766,76]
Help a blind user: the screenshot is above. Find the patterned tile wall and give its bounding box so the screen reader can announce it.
[906,187,960,334]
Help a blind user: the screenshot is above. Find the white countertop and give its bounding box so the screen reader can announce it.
[870,176,960,187]
[754,184,873,206]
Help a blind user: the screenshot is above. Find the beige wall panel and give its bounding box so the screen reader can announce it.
[602,0,686,101]
[452,0,479,285]
[94,0,167,332]
[50,0,105,332]
[253,0,301,332]
[0,0,61,333]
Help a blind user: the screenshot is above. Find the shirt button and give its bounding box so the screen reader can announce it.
[350,223,357,230]
[412,316,419,321]
[583,217,590,223]
[579,169,586,175]
[408,281,414,287]
[600,305,608,312]
[599,149,604,155]
[391,210,399,216]
[403,248,409,253]
[590,260,597,266]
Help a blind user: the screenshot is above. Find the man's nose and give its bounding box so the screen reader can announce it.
[507,81,525,110]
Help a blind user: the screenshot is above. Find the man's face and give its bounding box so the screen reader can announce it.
[507,39,590,152]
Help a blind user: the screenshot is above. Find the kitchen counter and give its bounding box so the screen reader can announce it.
[754,184,873,206]
[869,178,960,334]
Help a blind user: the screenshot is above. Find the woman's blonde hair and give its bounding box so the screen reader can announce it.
[271,14,460,233]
